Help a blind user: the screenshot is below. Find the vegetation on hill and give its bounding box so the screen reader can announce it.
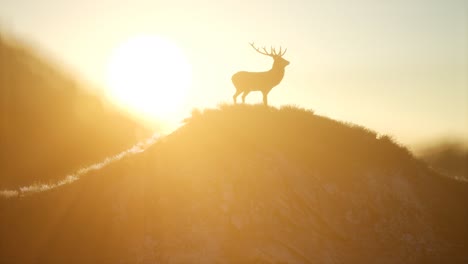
[1,104,467,263]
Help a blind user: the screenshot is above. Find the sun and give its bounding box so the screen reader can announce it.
[106,35,191,122]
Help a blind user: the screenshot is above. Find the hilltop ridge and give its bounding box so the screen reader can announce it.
[1,104,467,263]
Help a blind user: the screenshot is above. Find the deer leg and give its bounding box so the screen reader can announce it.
[262,91,269,106]
[242,91,250,104]
[233,90,241,104]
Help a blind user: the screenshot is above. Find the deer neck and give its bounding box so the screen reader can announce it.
[269,62,285,80]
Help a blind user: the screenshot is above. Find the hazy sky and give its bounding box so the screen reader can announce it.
[1,0,467,147]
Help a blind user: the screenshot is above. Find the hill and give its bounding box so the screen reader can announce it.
[0,34,150,188]
[1,104,467,263]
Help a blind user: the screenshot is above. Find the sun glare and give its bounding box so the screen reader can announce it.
[106,35,191,122]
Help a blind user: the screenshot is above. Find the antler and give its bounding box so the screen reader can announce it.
[249,42,287,57]
[249,42,272,56]
[275,46,287,56]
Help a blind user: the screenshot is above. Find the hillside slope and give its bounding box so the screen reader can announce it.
[1,104,467,263]
[0,34,150,188]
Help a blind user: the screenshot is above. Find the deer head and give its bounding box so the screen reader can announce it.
[249,42,289,69]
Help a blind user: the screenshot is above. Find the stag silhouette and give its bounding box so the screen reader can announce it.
[232,43,289,106]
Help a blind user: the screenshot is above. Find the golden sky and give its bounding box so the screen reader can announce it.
[1,0,467,147]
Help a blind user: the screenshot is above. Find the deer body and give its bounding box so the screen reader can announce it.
[232,43,289,106]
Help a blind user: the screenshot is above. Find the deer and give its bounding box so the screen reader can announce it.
[231,42,289,106]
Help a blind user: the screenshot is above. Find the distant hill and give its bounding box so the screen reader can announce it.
[416,142,468,182]
[1,104,467,263]
[0,34,150,188]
